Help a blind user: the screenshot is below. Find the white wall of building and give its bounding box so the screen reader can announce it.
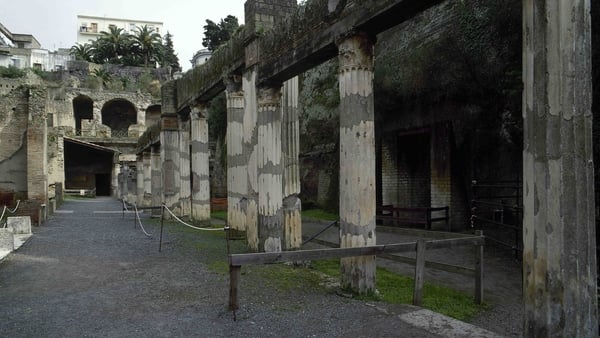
[77,15,164,44]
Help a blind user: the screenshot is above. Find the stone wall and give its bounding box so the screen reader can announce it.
[0,86,29,199]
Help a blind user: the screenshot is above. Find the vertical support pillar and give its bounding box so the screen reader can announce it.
[136,154,144,206]
[120,164,129,201]
[191,103,211,221]
[142,151,151,207]
[179,115,191,217]
[111,155,119,198]
[243,68,260,250]
[151,145,162,215]
[160,81,181,212]
[282,77,302,250]
[523,1,597,336]
[257,85,283,253]
[27,87,49,207]
[226,75,247,231]
[337,32,376,294]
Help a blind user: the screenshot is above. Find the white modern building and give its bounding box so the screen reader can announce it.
[190,48,212,68]
[0,22,71,71]
[77,15,164,44]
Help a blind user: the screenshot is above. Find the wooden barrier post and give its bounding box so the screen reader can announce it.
[474,230,484,304]
[158,204,165,252]
[413,239,426,306]
[229,265,241,320]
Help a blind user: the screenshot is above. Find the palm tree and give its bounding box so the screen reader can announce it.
[69,43,94,62]
[131,25,163,68]
[98,26,130,63]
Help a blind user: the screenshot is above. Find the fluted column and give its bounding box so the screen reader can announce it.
[179,115,191,217]
[243,68,260,250]
[190,104,211,221]
[160,81,181,212]
[257,85,283,253]
[282,77,302,250]
[522,1,597,336]
[226,75,247,231]
[142,151,151,207]
[337,32,376,294]
[150,145,162,216]
[136,154,144,206]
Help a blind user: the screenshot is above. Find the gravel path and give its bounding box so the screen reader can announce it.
[0,198,455,337]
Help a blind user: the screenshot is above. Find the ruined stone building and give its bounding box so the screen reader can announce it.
[0,0,596,335]
[0,61,164,222]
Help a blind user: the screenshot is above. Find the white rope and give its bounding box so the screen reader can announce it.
[163,204,224,231]
[122,200,130,212]
[6,200,20,214]
[0,206,6,228]
[133,204,153,238]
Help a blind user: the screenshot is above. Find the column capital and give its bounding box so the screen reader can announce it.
[257,86,282,109]
[190,102,209,120]
[336,31,375,73]
[224,73,243,94]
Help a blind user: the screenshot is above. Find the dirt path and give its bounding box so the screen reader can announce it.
[0,198,460,337]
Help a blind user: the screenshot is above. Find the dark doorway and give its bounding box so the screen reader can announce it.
[73,95,94,135]
[95,174,111,196]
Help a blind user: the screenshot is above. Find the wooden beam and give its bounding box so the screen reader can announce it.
[413,239,426,306]
[230,243,416,266]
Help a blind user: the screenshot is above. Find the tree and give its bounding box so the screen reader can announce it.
[69,43,94,62]
[202,15,239,51]
[131,25,163,68]
[96,26,130,63]
[161,32,180,71]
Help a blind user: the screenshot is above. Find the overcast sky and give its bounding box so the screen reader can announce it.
[0,0,246,70]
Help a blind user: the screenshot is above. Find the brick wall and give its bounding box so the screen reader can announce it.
[380,133,430,208]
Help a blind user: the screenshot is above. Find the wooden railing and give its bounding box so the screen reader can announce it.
[376,205,450,231]
[227,232,484,317]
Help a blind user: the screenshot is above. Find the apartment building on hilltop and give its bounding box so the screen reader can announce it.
[77,15,164,44]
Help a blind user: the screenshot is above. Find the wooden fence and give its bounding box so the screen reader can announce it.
[228,232,484,314]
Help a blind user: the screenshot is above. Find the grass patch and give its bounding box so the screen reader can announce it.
[155,217,485,321]
[211,210,227,221]
[311,259,486,321]
[302,209,338,221]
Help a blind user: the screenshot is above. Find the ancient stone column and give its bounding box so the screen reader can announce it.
[190,104,211,222]
[243,68,260,250]
[523,1,597,336]
[160,81,181,213]
[111,159,119,197]
[337,32,376,294]
[150,145,162,216]
[120,163,129,201]
[282,77,302,250]
[142,151,151,207]
[226,75,247,231]
[179,115,191,217]
[27,87,49,207]
[136,154,144,206]
[257,85,283,253]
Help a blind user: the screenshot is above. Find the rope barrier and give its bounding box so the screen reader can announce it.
[6,200,20,214]
[162,205,225,231]
[0,200,21,228]
[133,204,153,238]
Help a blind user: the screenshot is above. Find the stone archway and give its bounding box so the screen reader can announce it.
[72,95,94,135]
[101,99,137,137]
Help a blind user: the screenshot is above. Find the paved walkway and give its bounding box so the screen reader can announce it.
[0,197,510,337]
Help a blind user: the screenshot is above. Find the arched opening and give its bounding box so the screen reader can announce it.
[101,99,137,137]
[73,95,94,135]
[145,104,162,127]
